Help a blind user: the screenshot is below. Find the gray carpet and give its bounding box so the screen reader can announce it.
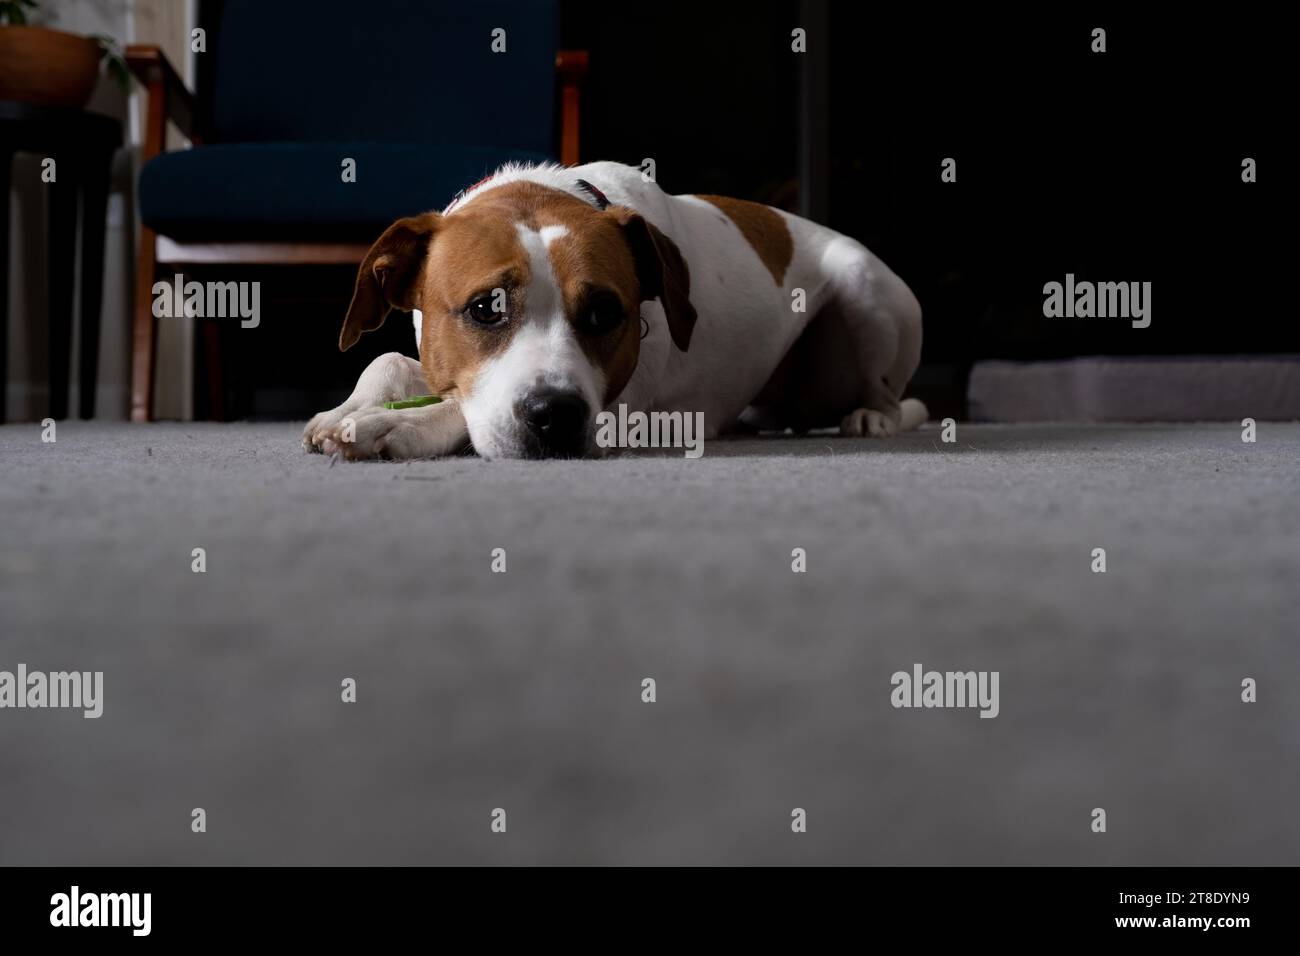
[2,421,1297,865]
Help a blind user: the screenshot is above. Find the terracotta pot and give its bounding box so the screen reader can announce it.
[0,25,101,109]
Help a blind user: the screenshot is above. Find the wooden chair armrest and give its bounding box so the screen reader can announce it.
[125,44,198,160]
[556,49,589,81]
[555,50,589,166]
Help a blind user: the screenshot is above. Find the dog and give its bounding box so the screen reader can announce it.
[302,161,925,460]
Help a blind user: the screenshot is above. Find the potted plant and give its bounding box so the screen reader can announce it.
[0,0,129,109]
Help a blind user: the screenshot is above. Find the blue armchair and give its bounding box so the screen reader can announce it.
[126,0,585,420]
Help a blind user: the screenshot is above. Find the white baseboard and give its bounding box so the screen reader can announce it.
[969,356,1300,422]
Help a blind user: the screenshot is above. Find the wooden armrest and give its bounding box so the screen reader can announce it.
[125,44,198,159]
[556,49,589,81]
[555,50,589,166]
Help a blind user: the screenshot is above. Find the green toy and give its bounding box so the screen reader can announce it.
[383,395,442,410]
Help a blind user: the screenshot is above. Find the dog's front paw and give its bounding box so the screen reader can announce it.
[314,407,400,460]
[317,402,469,461]
[303,402,365,453]
[840,407,898,438]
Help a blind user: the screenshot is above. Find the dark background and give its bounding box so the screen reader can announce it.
[226,3,1287,419]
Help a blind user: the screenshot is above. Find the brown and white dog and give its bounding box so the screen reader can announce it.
[302,160,925,460]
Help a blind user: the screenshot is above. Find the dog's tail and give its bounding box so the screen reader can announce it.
[899,397,929,432]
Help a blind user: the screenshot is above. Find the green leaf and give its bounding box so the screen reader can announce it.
[107,56,130,90]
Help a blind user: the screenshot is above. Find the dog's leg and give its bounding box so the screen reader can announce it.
[302,352,426,452]
[823,239,926,437]
[318,399,470,461]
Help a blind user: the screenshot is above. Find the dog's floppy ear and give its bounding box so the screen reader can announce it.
[339,212,442,351]
[611,207,698,352]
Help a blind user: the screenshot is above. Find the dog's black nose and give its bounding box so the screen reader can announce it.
[519,389,589,457]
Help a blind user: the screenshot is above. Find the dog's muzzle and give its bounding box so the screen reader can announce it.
[516,388,591,458]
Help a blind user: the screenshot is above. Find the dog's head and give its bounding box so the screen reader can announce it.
[339,181,695,459]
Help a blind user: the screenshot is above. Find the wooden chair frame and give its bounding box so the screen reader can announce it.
[125,45,588,421]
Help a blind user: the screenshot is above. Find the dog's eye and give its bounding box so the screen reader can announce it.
[582,297,626,336]
[464,294,506,326]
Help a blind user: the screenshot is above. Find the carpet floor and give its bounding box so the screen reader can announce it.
[1,421,1297,865]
